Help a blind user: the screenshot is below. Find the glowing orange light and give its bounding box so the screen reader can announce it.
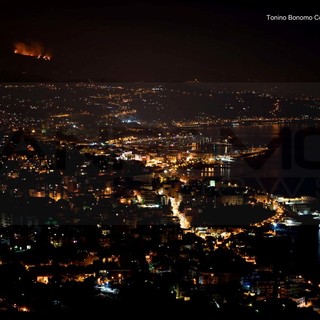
[14,42,52,61]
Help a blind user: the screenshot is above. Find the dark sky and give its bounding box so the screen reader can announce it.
[1,1,320,82]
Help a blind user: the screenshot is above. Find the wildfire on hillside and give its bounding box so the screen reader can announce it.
[14,42,52,61]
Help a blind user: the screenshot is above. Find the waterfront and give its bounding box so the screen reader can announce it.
[195,123,320,196]
[203,124,320,281]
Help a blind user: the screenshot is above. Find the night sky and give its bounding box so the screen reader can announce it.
[1,1,320,82]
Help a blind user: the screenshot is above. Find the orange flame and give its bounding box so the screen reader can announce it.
[14,42,52,61]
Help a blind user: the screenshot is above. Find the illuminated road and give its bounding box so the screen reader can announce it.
[170,196,190,229]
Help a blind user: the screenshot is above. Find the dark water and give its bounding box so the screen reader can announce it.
[202,124,320,280]
[201,124,320,196]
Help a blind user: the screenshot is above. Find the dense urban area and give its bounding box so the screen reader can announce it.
[0,83,320,319]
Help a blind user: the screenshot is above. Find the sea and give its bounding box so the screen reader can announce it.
[201,123,320,281]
